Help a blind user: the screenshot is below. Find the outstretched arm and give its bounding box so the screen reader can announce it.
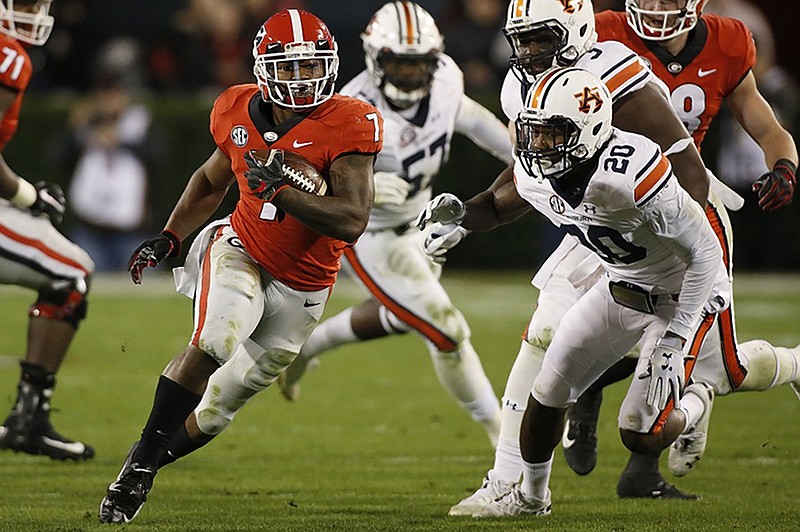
[462,165,532,232]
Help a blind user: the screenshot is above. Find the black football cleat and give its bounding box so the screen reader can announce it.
[0,379,95,461]
[562,389,602,475]
[617,473,700,500]
[99,446,155,525]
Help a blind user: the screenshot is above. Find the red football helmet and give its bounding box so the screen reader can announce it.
[252,9,339,111]
[0,0,54,46]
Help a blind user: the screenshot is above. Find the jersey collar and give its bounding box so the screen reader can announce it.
[643,17,708,76]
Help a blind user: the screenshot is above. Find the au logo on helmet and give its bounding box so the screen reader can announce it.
[575,86,604,114]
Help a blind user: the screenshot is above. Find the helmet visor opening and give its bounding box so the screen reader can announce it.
[516,116,578,179]
[508,23,566,79]
[378,51,438,92]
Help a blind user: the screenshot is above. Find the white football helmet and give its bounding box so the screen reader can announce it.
[626,0,708,41]
[516,67,612,180]
[361,1,444,109]
[0,0,54,46]
[504,0,597,85]
[252,9,339,111]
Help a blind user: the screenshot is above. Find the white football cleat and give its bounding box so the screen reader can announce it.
[669,382,715,477]
[471,484,551,517]
[448,475,515,516]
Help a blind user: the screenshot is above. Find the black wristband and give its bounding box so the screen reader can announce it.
[160,230,182,258]
[774,158,797,180]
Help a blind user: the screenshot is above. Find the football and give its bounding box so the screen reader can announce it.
[250,149,328,196]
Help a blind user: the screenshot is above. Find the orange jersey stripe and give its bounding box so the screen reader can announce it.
[634,155,670,202]
[344,247,457,351]
[0,223,89,274]
[191,227,225,347]
[604,59,645,94]
[717,307,746,388]
[651,312,715,434]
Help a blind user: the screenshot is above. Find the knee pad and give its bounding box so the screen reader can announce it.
[531,365,572,408]
[29,281,88,329]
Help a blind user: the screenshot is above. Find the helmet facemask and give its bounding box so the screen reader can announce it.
[254,41,339,110]
[374,50,439,109]
[505,22,574,85]
[516,113,583,180]
[0,0,54,46]
[626,0,702,41]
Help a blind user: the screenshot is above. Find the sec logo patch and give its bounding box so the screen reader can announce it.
[231,125,249,147]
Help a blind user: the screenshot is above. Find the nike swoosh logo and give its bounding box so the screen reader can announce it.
[697,68,717,78]
[293,140,313,148]
[561,422,577,449]
[304,300,321,308]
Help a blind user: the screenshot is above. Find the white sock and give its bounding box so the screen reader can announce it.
[520,455,553,502]
[427,340,501,444]
[678,388,706,432]
[488,438,522,483]
[299,307,357,359]
[488,341,545,482]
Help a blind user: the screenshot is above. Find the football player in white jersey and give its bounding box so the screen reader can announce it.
[277,1,514,446]
[418,66,723,517]
[438,0,712,510]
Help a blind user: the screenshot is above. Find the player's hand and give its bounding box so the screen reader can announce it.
[415,193,467,230]
[373,172,411,206]
[752,158,796,212]
[639,334,686,410]
[421,222,471,263]
[128,230,181,285]
[29,181,66,224]
[244,149,289,201]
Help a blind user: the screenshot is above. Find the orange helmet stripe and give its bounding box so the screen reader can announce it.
[400,1,416,44]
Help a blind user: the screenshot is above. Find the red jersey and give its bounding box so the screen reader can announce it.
[596,11,755,150]
[0,33,33,150]
[210,85,383,291]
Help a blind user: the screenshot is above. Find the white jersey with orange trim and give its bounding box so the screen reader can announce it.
[513,128,719,340]
[342,54,512,230]
[500,40,667,122]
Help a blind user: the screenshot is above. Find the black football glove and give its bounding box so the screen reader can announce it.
[752,158,796,212]
[29,181,66,224]
[128,230,181,285]
[244,149,290,201]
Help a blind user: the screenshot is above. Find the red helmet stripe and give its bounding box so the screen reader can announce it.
[288,9,304,42]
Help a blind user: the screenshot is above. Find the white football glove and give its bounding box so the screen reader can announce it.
[639,334,686,410]
[415,193,467,229]
[422,222,471,263]
[373,171,411,206]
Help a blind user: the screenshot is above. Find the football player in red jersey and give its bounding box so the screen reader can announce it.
[0,0,95,461]
[98,9,383,524]
[560,0,800,494]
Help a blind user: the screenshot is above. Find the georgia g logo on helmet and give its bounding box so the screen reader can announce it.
[575,86,604,114]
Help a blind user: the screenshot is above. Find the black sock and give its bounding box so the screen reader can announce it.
[158,424,210,468]
[621,451,660,477]
[132,376,201,468]
[19,361,55,389]
[588,357,638,393]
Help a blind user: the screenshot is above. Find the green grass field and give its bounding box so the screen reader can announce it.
[1,271,798,531]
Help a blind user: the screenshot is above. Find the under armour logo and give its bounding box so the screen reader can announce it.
[583,204,597,214]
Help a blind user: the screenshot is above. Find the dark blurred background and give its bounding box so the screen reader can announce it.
[8,0,799,272]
